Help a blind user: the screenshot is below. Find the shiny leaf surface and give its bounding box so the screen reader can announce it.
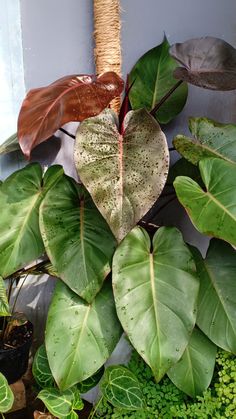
[37,387,83,419]
[18,72,124,158]
[46,280,122,390]
[100,366,144,410]
[170,37,236,90]
[168,328,217,397]
[75,109,169,242]
[40,176,116,302]
[32,344,54,388]
[129,38,188,124]
[112,226,199,382]
[174,158,236,246]
[0,372,14,413]
[0,276,10,316]
[0,163,63,278]
[174,117,236,165]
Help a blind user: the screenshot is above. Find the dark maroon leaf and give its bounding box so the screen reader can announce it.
[18,72,124,158]
[170,37,236,90]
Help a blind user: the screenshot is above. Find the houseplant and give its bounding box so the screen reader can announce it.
[0,35,236,418]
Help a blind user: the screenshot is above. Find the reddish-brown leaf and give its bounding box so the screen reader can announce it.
[18,72,124,158]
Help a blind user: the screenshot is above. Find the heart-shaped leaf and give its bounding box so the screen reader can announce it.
[75,109,169,242]
[112,226,199,382]
[46,279,122,390]
[37,387,83,419]
[129,38,188,124]
[40,176,116,302]
[174,117,236,165]
[170,37,236,90]
[168,328,217,397]
[0,372,14,413]
[0,276,10,316]
[18,72,124,158]
[32,345,54,389]
[100,366,144,410]
[0,163,63,278]
[174,158,236,246]
[191,240,236,353]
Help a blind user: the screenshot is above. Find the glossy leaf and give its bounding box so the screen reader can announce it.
[0,276,10,316]
[37,387,83,419]
[32,344,54,388]
[174,117,236,165]
[40,176,116,302]
[0,372,14,413]
[174,158,236,246]
[192,240,236,353]
[0,163,63,278]
[46,280,122,390]
[18,72,124,158]
[112,226,199,382]
[170,37,236,90]
[0,133,21,155]
[129,38,188,124]
[78,367,104,393]
[75,109,169,242]
[168,328,217,397]
[100,365,144,410]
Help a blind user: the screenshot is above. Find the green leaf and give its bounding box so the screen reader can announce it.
[129,38,188,124]
[40,176,116,302]
[75,108,169,242]
[37,387,83,419]
[0,133,21,155]
[174,158,236,246]
[168,328,217,397]
[0,276,10,316]
[0,163,63,278]
[167,158,203,186]
[32,344,54,388]
[112,226,199,382]
[46,279,122,390]
[173,117,236,165]
[100,365,144,410]
[0,372,14,413]
[78,367,104,393]
[191,240,236,353]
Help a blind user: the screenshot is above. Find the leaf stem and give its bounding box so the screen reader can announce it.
[150,80,183,116]
[59,127,76,140]
[11,274,29,314]
[5,259,50,281]
[88,396,103,419]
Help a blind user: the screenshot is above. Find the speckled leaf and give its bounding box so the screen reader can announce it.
[174,117,236,165]
[0,163,63,278]
[191,240,236,353]
[100,366,144,410]
[129,38,188,124]
[32,344,54,388]
[40,176,116,302]
[37,387,83,419]
[0,276,10,316]
[112,226,199,382]
[78,367,104,393]
[46,280,122,390]
[75,109,169,242]
[168,328,217,397]
[0,133,21,155]
[174,158,236,246]
[170,37,236,90]
[0,372,14,413]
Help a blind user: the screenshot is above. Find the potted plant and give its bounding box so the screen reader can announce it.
[0,35,236,418]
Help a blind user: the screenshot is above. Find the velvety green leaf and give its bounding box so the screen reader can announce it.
[173,117,236,165]
[0,276,10,316]
[32,344,54,388]
[0,133,21,155]
[46,280,122,390]
[174,158,236,246]
[0,372,14,413]
[168,328,217,397]
[170,37,236,90]
[78,367,104,393]
[0,163,63,278]
[100,366,144,410]
[167,158,203,186]
[40,176,116,302]
[75,109,169,242]
[191,240,236,353]
[129,38,188,124]
[112,226,199,382]
[37,387,83,419]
